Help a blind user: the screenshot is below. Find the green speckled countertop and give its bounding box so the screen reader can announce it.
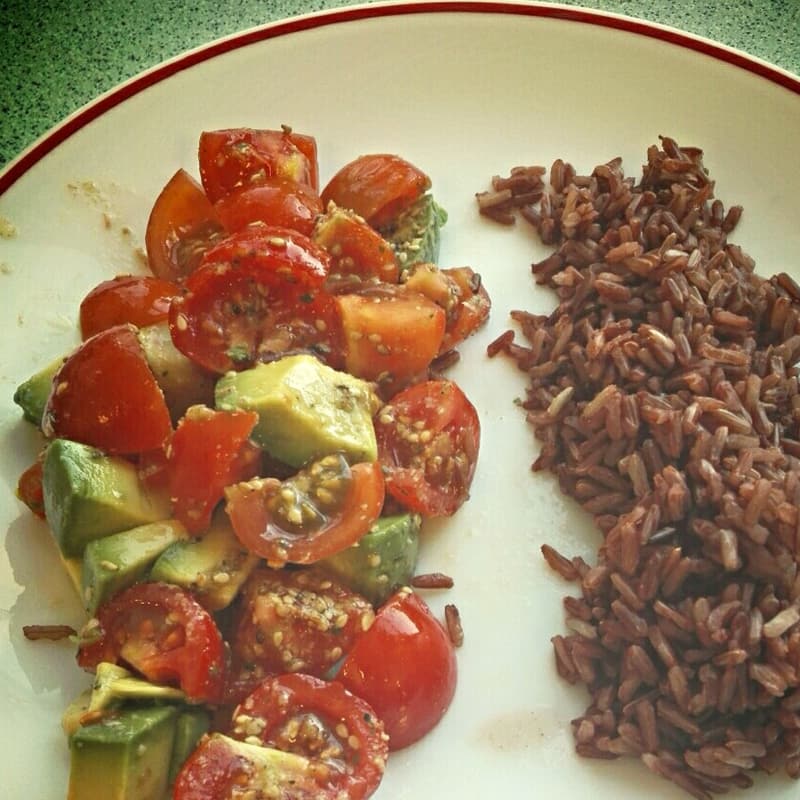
[1,0,798,169]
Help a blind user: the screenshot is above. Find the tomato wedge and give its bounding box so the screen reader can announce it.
[168,227,340,373]
[42,324,172,455]
[78,274,180,340]
[228,673,388,800]
[338,588,457,751]
[225,455,384,567]
[321,154,431,229]
[376,379,480,516]
[145,168,225,281]
[168,405,261,534]
[17,458,45,518]
[77,582,227,703]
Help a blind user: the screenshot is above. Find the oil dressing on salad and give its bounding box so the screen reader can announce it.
[12,126,490,800]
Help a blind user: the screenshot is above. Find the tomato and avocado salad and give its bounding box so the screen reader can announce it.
[12,125,491,800]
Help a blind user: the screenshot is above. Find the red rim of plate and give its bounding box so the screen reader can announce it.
[2,0,798,197]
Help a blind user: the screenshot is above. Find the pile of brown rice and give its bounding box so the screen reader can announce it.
[479,137,800,798]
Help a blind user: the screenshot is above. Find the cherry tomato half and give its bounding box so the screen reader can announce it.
[79,274,180,340]
[228,673,388,800]
[77,582,227,703]
[321,154,431,230]
[42,324,172,455]
[145,168,225,282]
[375,379,480,516]
[225,454,384,568]
[168,405,261,534]
[17,458,45,519]
[338,588,457,751]
[168,227,340,374]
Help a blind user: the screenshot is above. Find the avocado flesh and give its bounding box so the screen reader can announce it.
[149,512,259,611]
[13,356,63,426]
[382,193,448,274]
[67,705,178,800]
[168,708,211,786]
[81,519,189,614]
[321,513,421,605]
[215,353,379,468]
[42,438,172,557]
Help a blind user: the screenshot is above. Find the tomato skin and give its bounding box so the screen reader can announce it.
[42,324,172,455]
[168,406,260,534]
[145,168,225,282]
[376,379,480,516]
[77,582,227,704]
[225,457,384,568]
[17,459,45,518]
[338,588,457,751]
[321,154,431,229]
[199,128,315,203]
[169,227,340,374]
[229,673,388,800]
[78,274,180,340]
[213,177,323,237]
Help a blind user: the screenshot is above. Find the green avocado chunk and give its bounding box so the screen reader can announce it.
[381,194,448,274]
[42,439,172,558]
[215,353,380,468]
[81,520,189,614]
[67,705,178,800]
[168,708,211,786]
[149,512,259,611]
[321,513,421,605]
[13,356,63,426]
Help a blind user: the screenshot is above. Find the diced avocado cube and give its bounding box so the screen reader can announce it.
[321,513,421,605]
[82,519,189,614]
[149,512,259,611]
[61,554,84,598]
[13,356,63,426]
[138,322,216,423]
[42,439,172,558]
[67,705,178,800]
[382,194,448,273]
[168,708,211,786]
[215,353,380,468]
[89,663,186,713]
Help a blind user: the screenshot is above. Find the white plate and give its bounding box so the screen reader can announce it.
[2,3,799,798]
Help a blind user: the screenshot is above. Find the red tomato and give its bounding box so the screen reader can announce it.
[227,674,388,799]
[404,264,491,353]
[213,177,323,237]
[321,154,431,229]
[375,379,480,516]
[77,582,227,703]
[42,325,172,455]
[199,128,316,203]
[338,588,457,751]
[228,566,374,692]
[225,454,384,568]
[78,274,180,340]
[17,459,45,518]
[145,168,225,282]
[169,227,341,374]
[312,205,400,284]
[168,406,260,534]
[336,285,445,387]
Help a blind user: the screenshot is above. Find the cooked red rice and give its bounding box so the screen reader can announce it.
[480,136,800,798]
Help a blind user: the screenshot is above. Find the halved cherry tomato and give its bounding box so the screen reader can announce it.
[375,379,480,516]
[77,582,227,703]
[404,264,491,353]
[168,405,261,534]
[145,168,225,282]
[229,566,374,692]
[213,177,323,236]
[321,154,431,230]
[336,285,445,386]
[225,454,384,568]
[17,459,45,518]
[227,673,388,800]
[199,128,316,203]
[78,274,180,340]
[168,227,341,374]
[312,205,400,284]
[338,588,457,751]
[42,324,172,455]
